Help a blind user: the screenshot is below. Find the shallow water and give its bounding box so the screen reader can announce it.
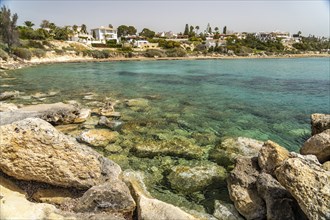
[6,58,330,151]
[3,58,330,214]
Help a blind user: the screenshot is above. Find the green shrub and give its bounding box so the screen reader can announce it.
[165,48,187,57]
[13,48,32,60]
[31,48,46,58]
[54,49,65,55]
[0,48,9,61]
[27,40,45,49]
[144,49,166,58]
[42,40,53,48]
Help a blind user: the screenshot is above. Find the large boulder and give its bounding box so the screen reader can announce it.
[227,157,266,220]
[167,163,227,194]
[209,137,263,168]
[258,140,289,176]
[74,179,136,217]
[0,118,121,189]
[300,129,330,163]
[256,172,307,220]
[275,153,330,220]
[311,113,330,135]
[0,102,79,125]
[123,170,199,220]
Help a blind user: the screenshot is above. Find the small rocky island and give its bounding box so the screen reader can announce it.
[0,88,329,219]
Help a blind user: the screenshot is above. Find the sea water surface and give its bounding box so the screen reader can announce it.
[7,58,330,151]
[3,57,330,213]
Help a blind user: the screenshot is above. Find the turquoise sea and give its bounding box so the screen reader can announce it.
[3,57,330,213]
[7,58,330,150]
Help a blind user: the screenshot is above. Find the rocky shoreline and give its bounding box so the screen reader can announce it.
[1,52,329,71]
[0,82,329,220]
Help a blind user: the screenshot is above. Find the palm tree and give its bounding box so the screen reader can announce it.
[195,25,199,35]
[72,25,78,33]
[24,21,34,29]
[81,24,87,34]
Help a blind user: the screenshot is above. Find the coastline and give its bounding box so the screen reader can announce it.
[1,53,329,70]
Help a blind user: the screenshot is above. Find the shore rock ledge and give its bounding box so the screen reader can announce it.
[0,118,121,189]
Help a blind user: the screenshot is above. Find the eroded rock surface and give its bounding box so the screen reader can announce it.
[311,113,330,135]
[0,118,121,189]
[300,129,330,163]
[227,157,266,220]
[275,153,330,220]
[0,102,79,125]
[258,140,289,175]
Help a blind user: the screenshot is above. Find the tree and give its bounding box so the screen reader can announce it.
[24,20,34,29]
[223,26,227,35]
[184,24,189,36]
[189,25,195,37]
[139,28,155,38]
[117,25,137,37]
[40,20,50,28]
[108,24,113,28]
[72,25,78,33]
[80,24,87,34]
[215,27,219,33]
[0,6,19,52]
[195,25,199,34]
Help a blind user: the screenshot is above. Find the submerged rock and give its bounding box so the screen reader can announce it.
[0,118,121,189]
[300,129,330,163]
[131,137,204,159]
[209,137,263,168]
[258,140,289,176]
[77,129,119,148]
[74,179,136,217]
[167,163,227,194]
[311,113,330,135]
[275,153,330,220]
[227,157,266,220]
[126,98,149,108]
[98,116,123,131]
[122,170,199,220]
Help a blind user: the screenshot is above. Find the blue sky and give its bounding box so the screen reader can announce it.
[1,0,329,37]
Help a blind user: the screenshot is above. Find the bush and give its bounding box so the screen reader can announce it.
[90,50,114,59]
[27,40,45,49]
[0,48,9,61]
[166,48,187,57]
[42,40,53,48]
[13,48,32,60]
[31,48,46,58]
[144,49,166,58]
[54,49,65,55]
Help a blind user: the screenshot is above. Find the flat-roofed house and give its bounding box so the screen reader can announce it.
[91,26,118,43]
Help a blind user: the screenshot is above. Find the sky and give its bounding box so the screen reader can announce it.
[1,0,329,37]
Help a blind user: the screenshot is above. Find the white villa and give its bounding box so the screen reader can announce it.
[91,26,118,43]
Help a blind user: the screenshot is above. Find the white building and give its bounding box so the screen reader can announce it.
[91,26,118,43]
[133,40,158,49]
